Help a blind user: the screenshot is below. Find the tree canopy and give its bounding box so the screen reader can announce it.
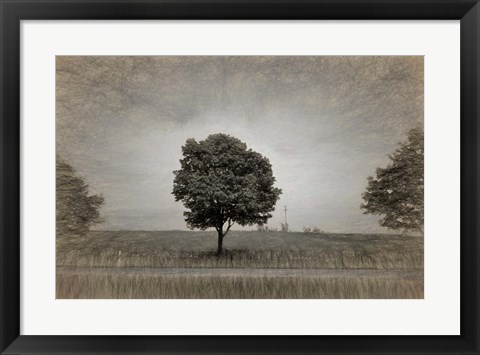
[361,128,424,235]
[172,133,282,254]
[56,157,104,236]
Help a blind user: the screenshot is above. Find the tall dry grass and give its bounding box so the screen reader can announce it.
[56,272,424,299]
[56,230,423,270]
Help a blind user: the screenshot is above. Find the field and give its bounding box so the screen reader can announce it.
[56,230,424,299]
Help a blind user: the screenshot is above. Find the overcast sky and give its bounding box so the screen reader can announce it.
[56,56,423,233]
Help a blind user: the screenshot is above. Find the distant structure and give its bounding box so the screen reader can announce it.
[282,205,289,232]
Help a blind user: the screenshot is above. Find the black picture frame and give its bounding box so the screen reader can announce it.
[1,0,479,354]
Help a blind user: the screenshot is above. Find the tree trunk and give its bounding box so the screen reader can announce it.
[216,230,224,256]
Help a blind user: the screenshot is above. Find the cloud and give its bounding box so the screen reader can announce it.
[57,56,423,233]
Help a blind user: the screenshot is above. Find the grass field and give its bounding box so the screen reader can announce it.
[56,230,423,299]
[57,230,423,269]
[56,272,423,299]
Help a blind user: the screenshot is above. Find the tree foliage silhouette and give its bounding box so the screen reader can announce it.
[173,134,282,255]
[56,157,104,236]
[361,128,424,235]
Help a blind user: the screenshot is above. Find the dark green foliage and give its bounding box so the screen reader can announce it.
[361,128,424,234]
[172,134,282,254]
[56,157,104,236]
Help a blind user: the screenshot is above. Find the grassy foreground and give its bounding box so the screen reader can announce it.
[56,272,423,299]
[57,230,423,270]
[56,230,423,299]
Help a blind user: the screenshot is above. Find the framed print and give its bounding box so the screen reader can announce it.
[54,54,425,300]
[1,0,479,354]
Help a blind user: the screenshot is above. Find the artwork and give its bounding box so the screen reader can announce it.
[56,56,424,299]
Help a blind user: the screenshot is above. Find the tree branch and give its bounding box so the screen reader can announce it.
[223,218,235,238]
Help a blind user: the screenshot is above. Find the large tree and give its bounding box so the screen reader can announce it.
[172,133,282,255]
[361,128,424,235]
[56,157,104,237]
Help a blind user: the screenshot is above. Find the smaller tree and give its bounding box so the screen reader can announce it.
[56,157,104,237]
[257,224,269,232]
[361,128,424,235]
